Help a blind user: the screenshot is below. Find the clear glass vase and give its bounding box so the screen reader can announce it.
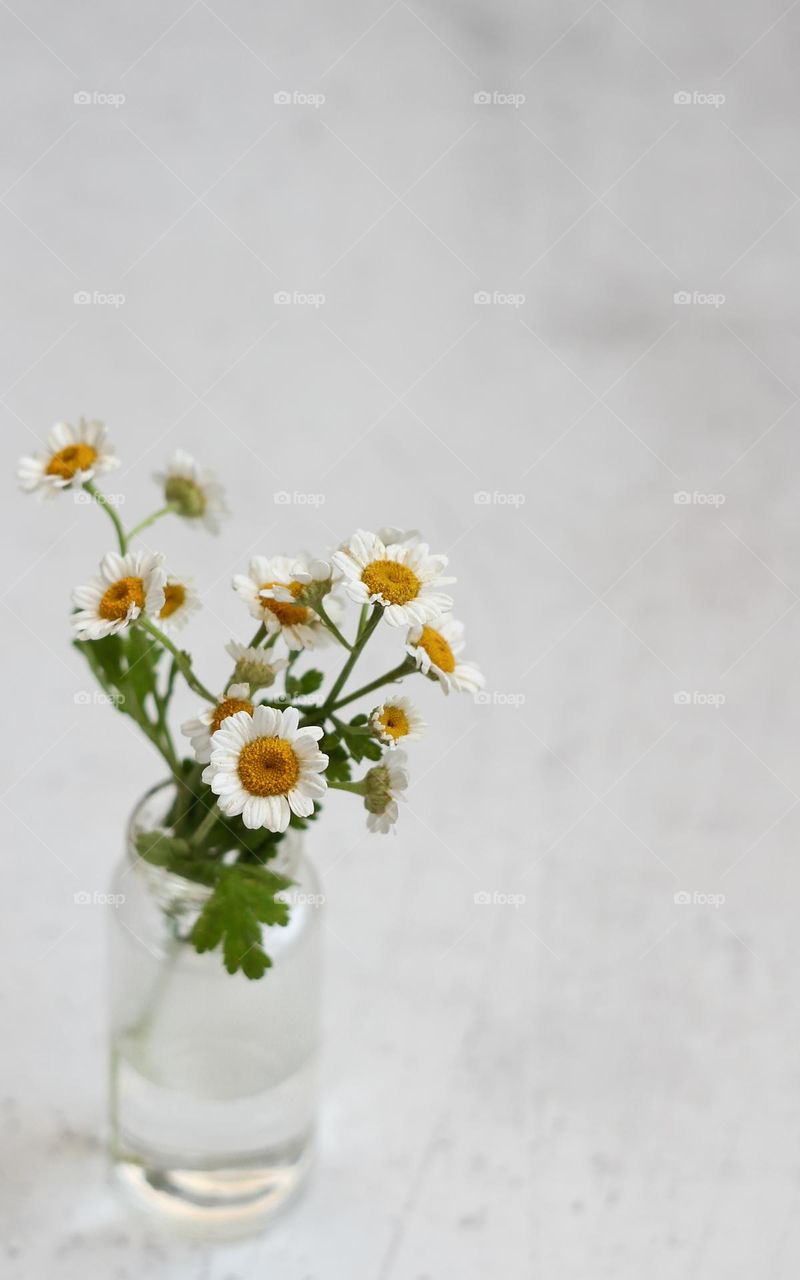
[108,781,323,1239]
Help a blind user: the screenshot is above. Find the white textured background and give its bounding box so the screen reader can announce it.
[3,1,800,1276]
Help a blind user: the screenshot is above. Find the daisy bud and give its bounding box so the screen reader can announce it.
[225,641,288,691]
[363,751,409,833]
[364,763,393,816]
[155,450,227,532]
[165,474,207,517]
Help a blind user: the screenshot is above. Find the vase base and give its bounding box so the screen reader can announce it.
[112,1148,312,1240]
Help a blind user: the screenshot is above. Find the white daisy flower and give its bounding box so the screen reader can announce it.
[276,552,334,588]
[203,705,328,832]
[376,526,421,548]
[364,750,409,834]
[332,530,454,627]
[154,449,227,533]
[370,696,425,747]
[19,419,119,497]
[181,683,254,765]
[406,614,484,696]
[225,641,288,689]
[232,554,331,650]
[72,550,166,642]
[157,576,201,634]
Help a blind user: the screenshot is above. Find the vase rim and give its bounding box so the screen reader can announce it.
[126,778,305,912]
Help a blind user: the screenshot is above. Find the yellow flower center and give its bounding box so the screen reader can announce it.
[361,559,421,605]
[210,696,254,734]
[260,580,309,627]
[417,625,455,673]
[378,706,410,740]
[45,443,97,480]
[98,576,145,622]
[237,736,300,797]
[160,583,187,619]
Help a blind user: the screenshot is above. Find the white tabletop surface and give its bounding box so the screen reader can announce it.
[3,1,800,1275]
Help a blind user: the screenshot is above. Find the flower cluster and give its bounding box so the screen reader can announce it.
[19,422,483,976]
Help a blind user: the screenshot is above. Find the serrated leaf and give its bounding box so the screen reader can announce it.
[296,668,324,695]
[285,667,324,698]
[136,829,191,866]
[322,738,352,782]
[189,865,292,979]
[135,830,222,887]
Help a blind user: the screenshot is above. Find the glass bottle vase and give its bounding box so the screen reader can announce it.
[108,781,323,1239]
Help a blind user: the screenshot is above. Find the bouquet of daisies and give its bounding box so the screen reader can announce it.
[19,420,483,977]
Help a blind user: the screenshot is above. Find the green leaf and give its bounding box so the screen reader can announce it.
[136,829,192,866]
[190,865,293,979]
[135,830,221,887]
[285,667,324,698]
[333,715,382,764]
[321,736,352,782]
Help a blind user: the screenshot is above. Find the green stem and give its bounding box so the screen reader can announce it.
[284,650,300,690]
[139,619,217,703]
[331,714,371,736]
[316,601,352,650]
[329,658,416,713]
[127,503,178,542]
[327,778,368,796]
[192,803,220,845]
[83,480,126,552]
[318,606,382,718]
